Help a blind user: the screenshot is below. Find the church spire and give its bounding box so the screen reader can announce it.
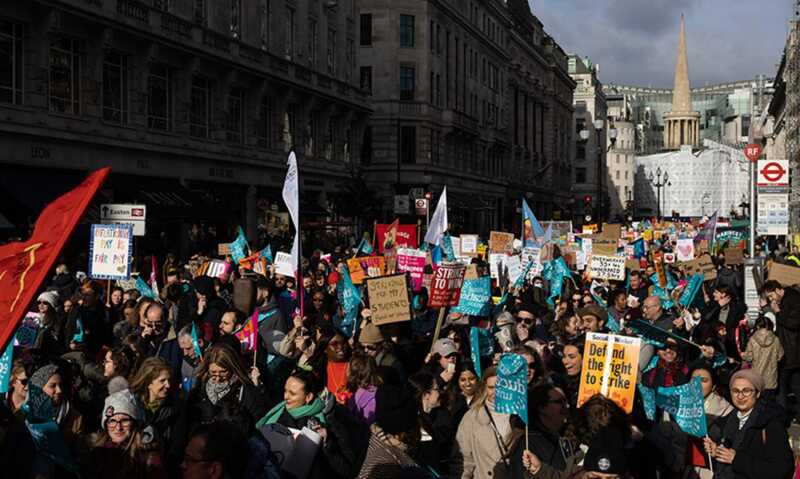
[672,14,692,112]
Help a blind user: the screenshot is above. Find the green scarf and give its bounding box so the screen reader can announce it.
[256,397,326,429]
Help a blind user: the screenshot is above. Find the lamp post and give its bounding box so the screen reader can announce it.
[578,119,617,223]
[648,167,669,219]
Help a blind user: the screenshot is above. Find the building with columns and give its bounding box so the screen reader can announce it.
[662,14,700,150]
[0,0,370,255]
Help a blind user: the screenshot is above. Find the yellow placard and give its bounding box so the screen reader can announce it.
[577,332,641,413]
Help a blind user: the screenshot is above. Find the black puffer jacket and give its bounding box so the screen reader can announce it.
[776,287,800,369]
[711,399,794,479]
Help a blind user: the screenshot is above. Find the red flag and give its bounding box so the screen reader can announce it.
[0,168,110,350]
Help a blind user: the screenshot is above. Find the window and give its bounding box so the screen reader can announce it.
[308,19,317,67]
[226,87,244,143]
[49,38,80,114]
[430,21,434,52]
[282,105,295,152]
[361,126,372,165]
[190,76,210,138]
[360,14,372,46]
[195,0,207,24]
[400,126,416,164]
[399,66,415,101]
[436,24,441,54]
[360,66,372,92]
[102,52,127,124]
[327,28,336,74]
[147,64,171,130]
[615,170,620,180]
[576,167,586,184]
[400,15,415,48]
[260,0,270,49]
[257,96,273,148]
[0,20,23,104]
[285,7,295,59]
[231,0,241,38]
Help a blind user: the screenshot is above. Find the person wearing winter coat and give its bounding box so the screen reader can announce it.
[741,315,784,396]
[184,344,268,436]
[689,363,734,479]
[704,369,794,479]
[762,280,800,420]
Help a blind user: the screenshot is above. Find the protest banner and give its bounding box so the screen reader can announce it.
[541,221,574,240]
[505,255,523,285]
[274,252,295,277]
[642,377,708,437]
[676,238,694,262]
[396,248,426,291]
[346,256,386,285]
[588,255,626,281]
[489,231,515,253]
[679,273,705,307]
[578,332,641,413]
[495,354,528,424]
[681,254,717,281]
[460,235,478,256]
[88,224,133,280]
[366,274,412,326]
[768,262,800,287]
[428,263,467,308]
[375,223,417,253]
[452,276,492,316]
[724,247,744,266]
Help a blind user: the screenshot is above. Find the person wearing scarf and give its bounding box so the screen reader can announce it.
[256,369,326,430]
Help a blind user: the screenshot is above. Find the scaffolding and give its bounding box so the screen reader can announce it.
[788,19,800,230]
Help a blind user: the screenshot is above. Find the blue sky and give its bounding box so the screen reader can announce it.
[531,0,791,87]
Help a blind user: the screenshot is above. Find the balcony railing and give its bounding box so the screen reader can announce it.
[161,13,192,38]
[117,0,148,22]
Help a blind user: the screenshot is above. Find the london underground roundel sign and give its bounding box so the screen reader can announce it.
[756,159,789,187]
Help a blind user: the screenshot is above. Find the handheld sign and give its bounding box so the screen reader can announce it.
[397,248,427,291]
[89,224,133,280]
[588,255,626,281]
[366,274,412,326]
[578,332,641,413]
[495,353,528,424]
[347,256,386,285]
[489,231,515,253]
[428,262,467,308]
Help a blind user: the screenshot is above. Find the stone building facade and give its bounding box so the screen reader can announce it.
[357,0,575,233]
[0,0,370,254]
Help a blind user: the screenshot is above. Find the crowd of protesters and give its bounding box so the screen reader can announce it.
[2,219,800,479]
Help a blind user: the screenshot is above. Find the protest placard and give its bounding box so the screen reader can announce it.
[347,256,386,284]
[581,238,593,257]
[724,247,744,266]
[768,262,800,287]
[450,236,462,258]
[489,231,515,253]
[460,235,478,256]
[428,262,467,308]
[600,223,622,240]
[589,255,626,281]
[217,243,231,256]
[675,238,694,262]
[274,252,295,277]
[681,254,717,281]
[495,354,528,424]
[366,274,412,325]
[375,223,417,253]
[578,332,641,413]
[521,247,543,279]
[89,224,133,280]
[452,276,492,316]
[202,259,233,281]
[489,253,506,280]
[505,255,523,285]
[592,237,619,256]
[464,264,479,280]
[397,248,426,291]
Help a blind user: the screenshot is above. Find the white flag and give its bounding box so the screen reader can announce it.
[424,187,448,246]
[282,152,300,271]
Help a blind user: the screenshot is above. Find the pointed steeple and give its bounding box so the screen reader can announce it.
[671,14,692,112]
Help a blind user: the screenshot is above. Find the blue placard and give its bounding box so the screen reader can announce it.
[88,223,133,280]
[495,353,529,424]
[452,277,492,316]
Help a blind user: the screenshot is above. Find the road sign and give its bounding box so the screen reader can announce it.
[744,143,762,162]
[409,188,425,199]
[757,159,790,193]
[393,195,410,215]
[757,193,789,235]
[100,204,146,236]
[415,198,428,216]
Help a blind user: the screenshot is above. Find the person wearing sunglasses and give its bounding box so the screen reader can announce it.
[704,369,793,478]
[87,388,166,478]
[6,359,29,414]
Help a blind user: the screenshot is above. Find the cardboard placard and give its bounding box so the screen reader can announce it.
[366,274,413,325]
[577,332,641,413]
[601,223,622,240]
[592,237,619,257]
[589,255,626,281]
[89,223,133,280]
[460,235,479,256]
[218,243,231,256]
[428,262,467,308]
[724,248,744,266]
[346,256,386,285]
[682,254,717,281]
[464,263,479,280]
[768,262,800,287]
[489,231,515,254]
[625,259,641,271]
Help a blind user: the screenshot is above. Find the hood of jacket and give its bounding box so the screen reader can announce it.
[752,328,778,348]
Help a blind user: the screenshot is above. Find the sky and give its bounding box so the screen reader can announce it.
[531,0,792,88]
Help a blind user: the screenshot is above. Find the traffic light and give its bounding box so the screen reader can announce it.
[583,195,592,207]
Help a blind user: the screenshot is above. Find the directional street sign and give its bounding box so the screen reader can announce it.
[100,204,147,236]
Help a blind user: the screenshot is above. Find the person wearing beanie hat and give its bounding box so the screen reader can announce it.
[28,363,87,448]
[703,367,794,478]
[358,320,406,385]
[358,321,384,346]
[101,389,144,431]
[358,384,428,478]
[37,291,59,311]
[577,304,608,334]
[582,429,628,477]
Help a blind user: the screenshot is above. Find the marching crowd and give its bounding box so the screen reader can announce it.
[2,221,800,479]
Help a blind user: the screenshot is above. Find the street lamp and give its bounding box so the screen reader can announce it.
[648,167,669,219]
[579,119,611,223]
